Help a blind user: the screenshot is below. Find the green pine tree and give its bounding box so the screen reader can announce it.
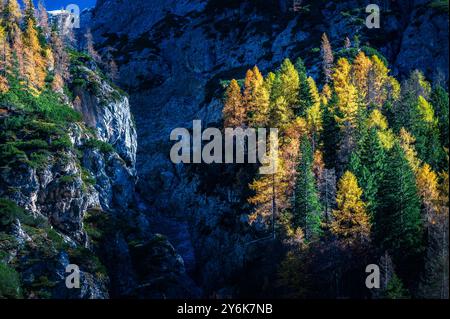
[321,93,340,169]
[295,57,311,117]
[349,127,386,217]
[412,96,444,170]
[375,142,423,269]
[385,274,410,299]
[430,85,449,150]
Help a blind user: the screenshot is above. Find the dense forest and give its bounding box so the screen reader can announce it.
[221,33,449,298]
[0,0,448,300]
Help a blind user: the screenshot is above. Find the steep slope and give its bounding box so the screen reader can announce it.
[0,52,201,298]
[0,59,136,297]
[85,0,449,296]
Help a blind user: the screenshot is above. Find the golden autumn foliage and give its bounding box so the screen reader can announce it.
[248,157,290,223]
[369,109,395,150]
[248,66,270,127]
[274,58,300,107]
[377,129,395,150]
[416,164,440,217]
[0,24,9,92]
[417,95,436,124]
[243,69,255,106]
[4,0,22,32]
[368,109,388,131]
[23,18,46,90]
[331,171,371,247]
[368,55,390,106]
[320,83,332,106]
[351,51,372,100]
[386,76,401,102]
[0,0,62,92]
[0,0,85,93]
[333,58,359,126]
[399,128,422,173]
[217,34,448,298]
[223,79,245,127]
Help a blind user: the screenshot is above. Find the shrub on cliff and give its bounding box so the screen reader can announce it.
[0,262,22,299]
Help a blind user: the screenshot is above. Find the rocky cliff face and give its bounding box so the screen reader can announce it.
[0,56,200,298]
[0,63,136,297]
[84,0,448,296]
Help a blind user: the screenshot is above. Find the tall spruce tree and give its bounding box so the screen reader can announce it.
[430,85,449,150]
[412,96,444,170]
[375,142,423,271]
[349,127,386,217]
[295,57,311,116]
[305,77,322,152]
[293,136,323,241]
[321,93,340,169]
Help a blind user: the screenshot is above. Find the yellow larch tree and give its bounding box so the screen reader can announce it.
[367,55,389,107]
[331,171,371,248]
[399,127,422,173]
[332,58,359,127]
[320,83,332,106]
[243,68,255,108]
[4,0,24,78]
[0,25,10,93]
[367,109,395,150]
[246,66,270,127]
[273,58,299,107]
[22,0,47,91]
[386,76,401,102]
[248,156,290,227]
[223,79,245,127]
[351,51,372,102]
[416,164,440,219]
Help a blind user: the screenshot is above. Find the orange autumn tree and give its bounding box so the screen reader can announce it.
[3,0,24,78]
[223,79,245,127]
[249,66,270,127]
[0,25,9,92]
[22,0,47,90]
[416,164,440,222]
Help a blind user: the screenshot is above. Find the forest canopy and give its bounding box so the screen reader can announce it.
[221,33,449,299]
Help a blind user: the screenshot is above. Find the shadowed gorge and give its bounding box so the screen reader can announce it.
[0,0,448,300]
